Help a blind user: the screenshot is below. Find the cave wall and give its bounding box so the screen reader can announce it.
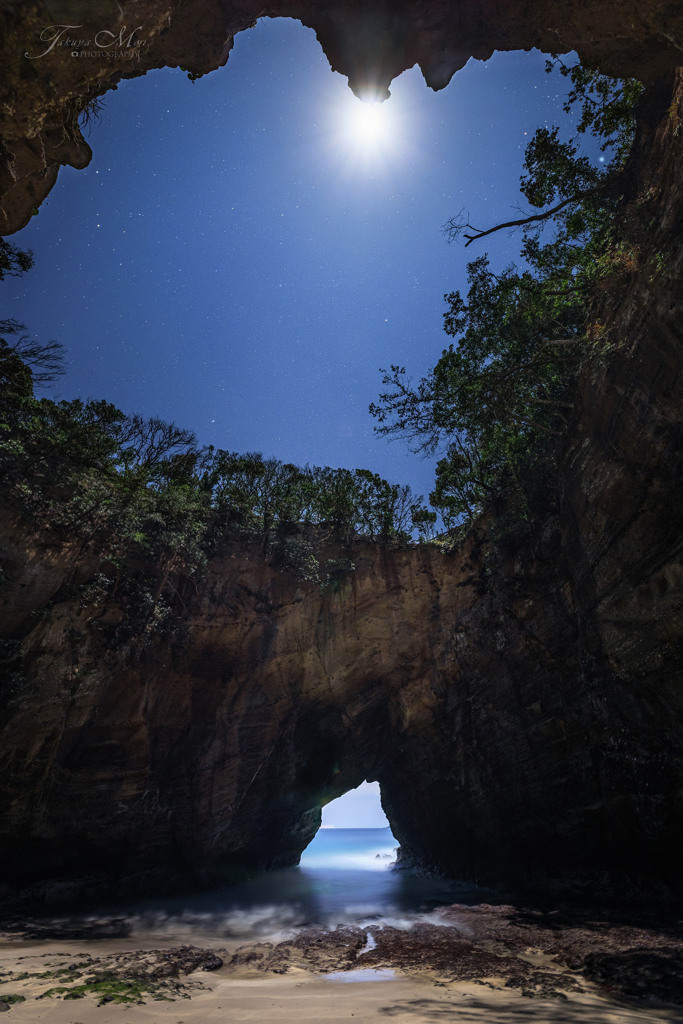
[2,0,683,234]
[2,65,683,907]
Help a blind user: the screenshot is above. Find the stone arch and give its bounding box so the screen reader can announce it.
[1,8,683,908]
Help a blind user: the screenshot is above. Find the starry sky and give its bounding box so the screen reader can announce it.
[2,17,596,506]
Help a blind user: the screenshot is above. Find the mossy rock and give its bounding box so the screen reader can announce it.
[40,979,174,1005]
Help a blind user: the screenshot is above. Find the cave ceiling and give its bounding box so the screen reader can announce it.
[1,0,683,234]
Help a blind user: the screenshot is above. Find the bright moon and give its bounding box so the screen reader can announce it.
[351,102,387,142]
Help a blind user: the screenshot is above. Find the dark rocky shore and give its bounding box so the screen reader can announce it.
[218,903,683,1009]
[2,902,683,1012]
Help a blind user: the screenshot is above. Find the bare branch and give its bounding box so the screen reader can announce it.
[443,189,601,248]
[7,334,66,388]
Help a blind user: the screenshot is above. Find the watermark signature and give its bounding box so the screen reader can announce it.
[25,24,147,60]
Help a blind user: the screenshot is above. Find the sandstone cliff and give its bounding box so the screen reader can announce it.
[2,65,683,903]
[2,17,683,906]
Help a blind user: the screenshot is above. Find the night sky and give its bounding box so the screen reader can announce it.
[2,18,597,504]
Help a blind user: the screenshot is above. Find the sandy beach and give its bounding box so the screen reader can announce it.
[1,921,682,1024]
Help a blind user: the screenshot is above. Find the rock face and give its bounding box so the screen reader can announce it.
[0,522,481,901]
[2,25,683,906]
[387,69,683,893]
[2,66,683,904]
[2,0,683,234]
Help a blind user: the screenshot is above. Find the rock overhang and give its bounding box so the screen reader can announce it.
[2,0,683,233]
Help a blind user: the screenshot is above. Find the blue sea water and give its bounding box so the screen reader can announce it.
[113,828,469,941]
[301,826,399,871]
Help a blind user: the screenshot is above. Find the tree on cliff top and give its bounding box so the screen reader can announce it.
[1,339,433,552]
[370,60,644,531]
[1,342,435,647]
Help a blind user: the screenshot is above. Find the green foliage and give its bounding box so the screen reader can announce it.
[370,254,582,526]
[371,61,644,531]
[207,454,427,543]
[320,557,356,593]
[179,67,204,82]
[547,57,644,163]
[410,504,438,541]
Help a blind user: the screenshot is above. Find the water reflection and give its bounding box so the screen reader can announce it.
[7,830,483,944]
[113,829,478,942]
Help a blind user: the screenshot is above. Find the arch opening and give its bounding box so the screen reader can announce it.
[300,781,398,880]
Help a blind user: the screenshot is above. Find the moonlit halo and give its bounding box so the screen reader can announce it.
[349,101,387,142]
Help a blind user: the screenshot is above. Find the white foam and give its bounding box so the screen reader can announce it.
[127,903,307,942]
